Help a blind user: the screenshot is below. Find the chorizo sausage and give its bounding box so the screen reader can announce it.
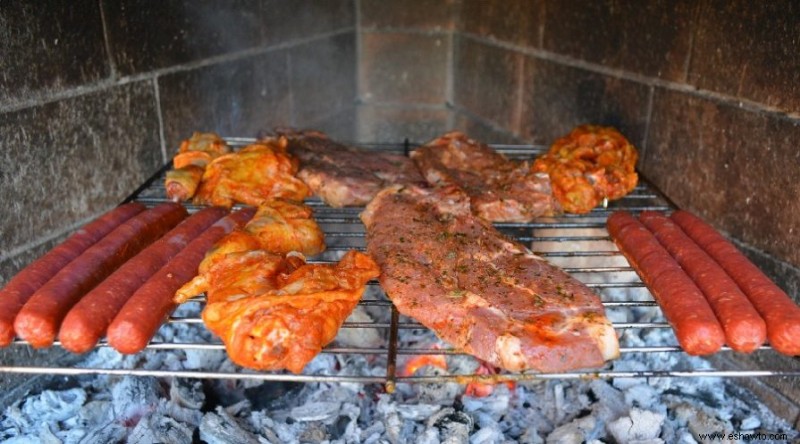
[0,203,145,346]
[639,211,766,353]
[14,203,187,348]
[107,206,255,354]
[607,211,725,355]
[671,210,800,356]
[58,206,228,353]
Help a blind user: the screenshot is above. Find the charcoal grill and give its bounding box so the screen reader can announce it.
[1,138,798,390]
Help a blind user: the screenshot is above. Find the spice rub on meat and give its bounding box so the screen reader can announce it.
[175,199,326,303]
[165,132,230,202]
[283,131,424,207]
[165,132,310,208]
[361,185,619,373]
[412,132,560,222]
[174,200,376,374]
[186,250,378,374]
[533,125,639,214]
[193,138,309,208]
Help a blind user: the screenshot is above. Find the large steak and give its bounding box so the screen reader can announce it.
[361,185,619,372]
[285,132,424,207]
[411,132,560,222]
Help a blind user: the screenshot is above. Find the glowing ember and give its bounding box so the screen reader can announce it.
[400,354,447,377]
[465,361,515,398]
[400,351,515,398]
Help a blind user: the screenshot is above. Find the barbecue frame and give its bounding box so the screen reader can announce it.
[3,138,798,389]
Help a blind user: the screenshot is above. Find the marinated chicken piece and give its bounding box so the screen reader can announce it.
[362,185,619,373]
[165,132,230,202]
[187,250,379,373]
[412,132,560,222]
[175,199,325,301]
[194,139,309,207]
[174,132,230,166]
[243,199,325,255]
[165,165,204,202]
[179,132,230,157]
[282,130,425,207]
[532,125,639,214]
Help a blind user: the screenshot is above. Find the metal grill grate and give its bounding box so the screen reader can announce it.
[3,138,798,387]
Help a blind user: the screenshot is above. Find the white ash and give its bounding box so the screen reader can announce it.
[607,408,665,444]
[546,414,601,443]
[338,305,385,349]
[129,411,194,444]
[2,338,797,443]
[199,407,261,444]
[290,401,342,422]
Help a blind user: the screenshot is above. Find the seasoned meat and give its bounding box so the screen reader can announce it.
[175,199,325,303]
[169,199,368,374]
[239,199,326,256]
[165,132,230,202]
[361,185,619,372]
[412,132,560,222]
[165,165,204,202]
[284,132,425,207]
[671,210,800,356]
[533,125,639,214]
[607,211,725,355]
[107,207,255,355]
[193,250,378,373]
[193,139,309,208]
[175,132,230,165]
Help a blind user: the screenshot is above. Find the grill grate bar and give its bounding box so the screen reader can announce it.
[7,340,777,355]
[162,318,673,329]
[0,365,795,382]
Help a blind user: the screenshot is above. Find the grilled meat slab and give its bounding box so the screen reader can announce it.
[361,185,619,372]
[285,133,424,207]
[412,132,560,222]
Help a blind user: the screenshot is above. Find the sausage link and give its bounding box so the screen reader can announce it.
[59,206,229,353]
[607,211,725,355]
[0,203,145,347]
[640,211,766,352]
[671,210,800,356]
[107,206,256,354]
[14,203,188,348]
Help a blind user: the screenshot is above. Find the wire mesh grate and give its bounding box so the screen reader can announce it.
[4,138,798,385]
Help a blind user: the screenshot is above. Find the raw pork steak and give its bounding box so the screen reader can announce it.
[361,184,619,372]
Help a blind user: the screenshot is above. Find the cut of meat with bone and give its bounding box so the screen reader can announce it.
[283,131,425,207]
[193,140,309,208]
[200,250,380,373]
[361,185,619,372]
[412,132,560,222]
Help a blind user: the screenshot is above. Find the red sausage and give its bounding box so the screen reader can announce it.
[58,206,229,353]
[107,206,256,354]
[0,203,145,347]
[14,203,188,348]
[640,211,766,353]
[607,211,725,355]
[671,210,800,356]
